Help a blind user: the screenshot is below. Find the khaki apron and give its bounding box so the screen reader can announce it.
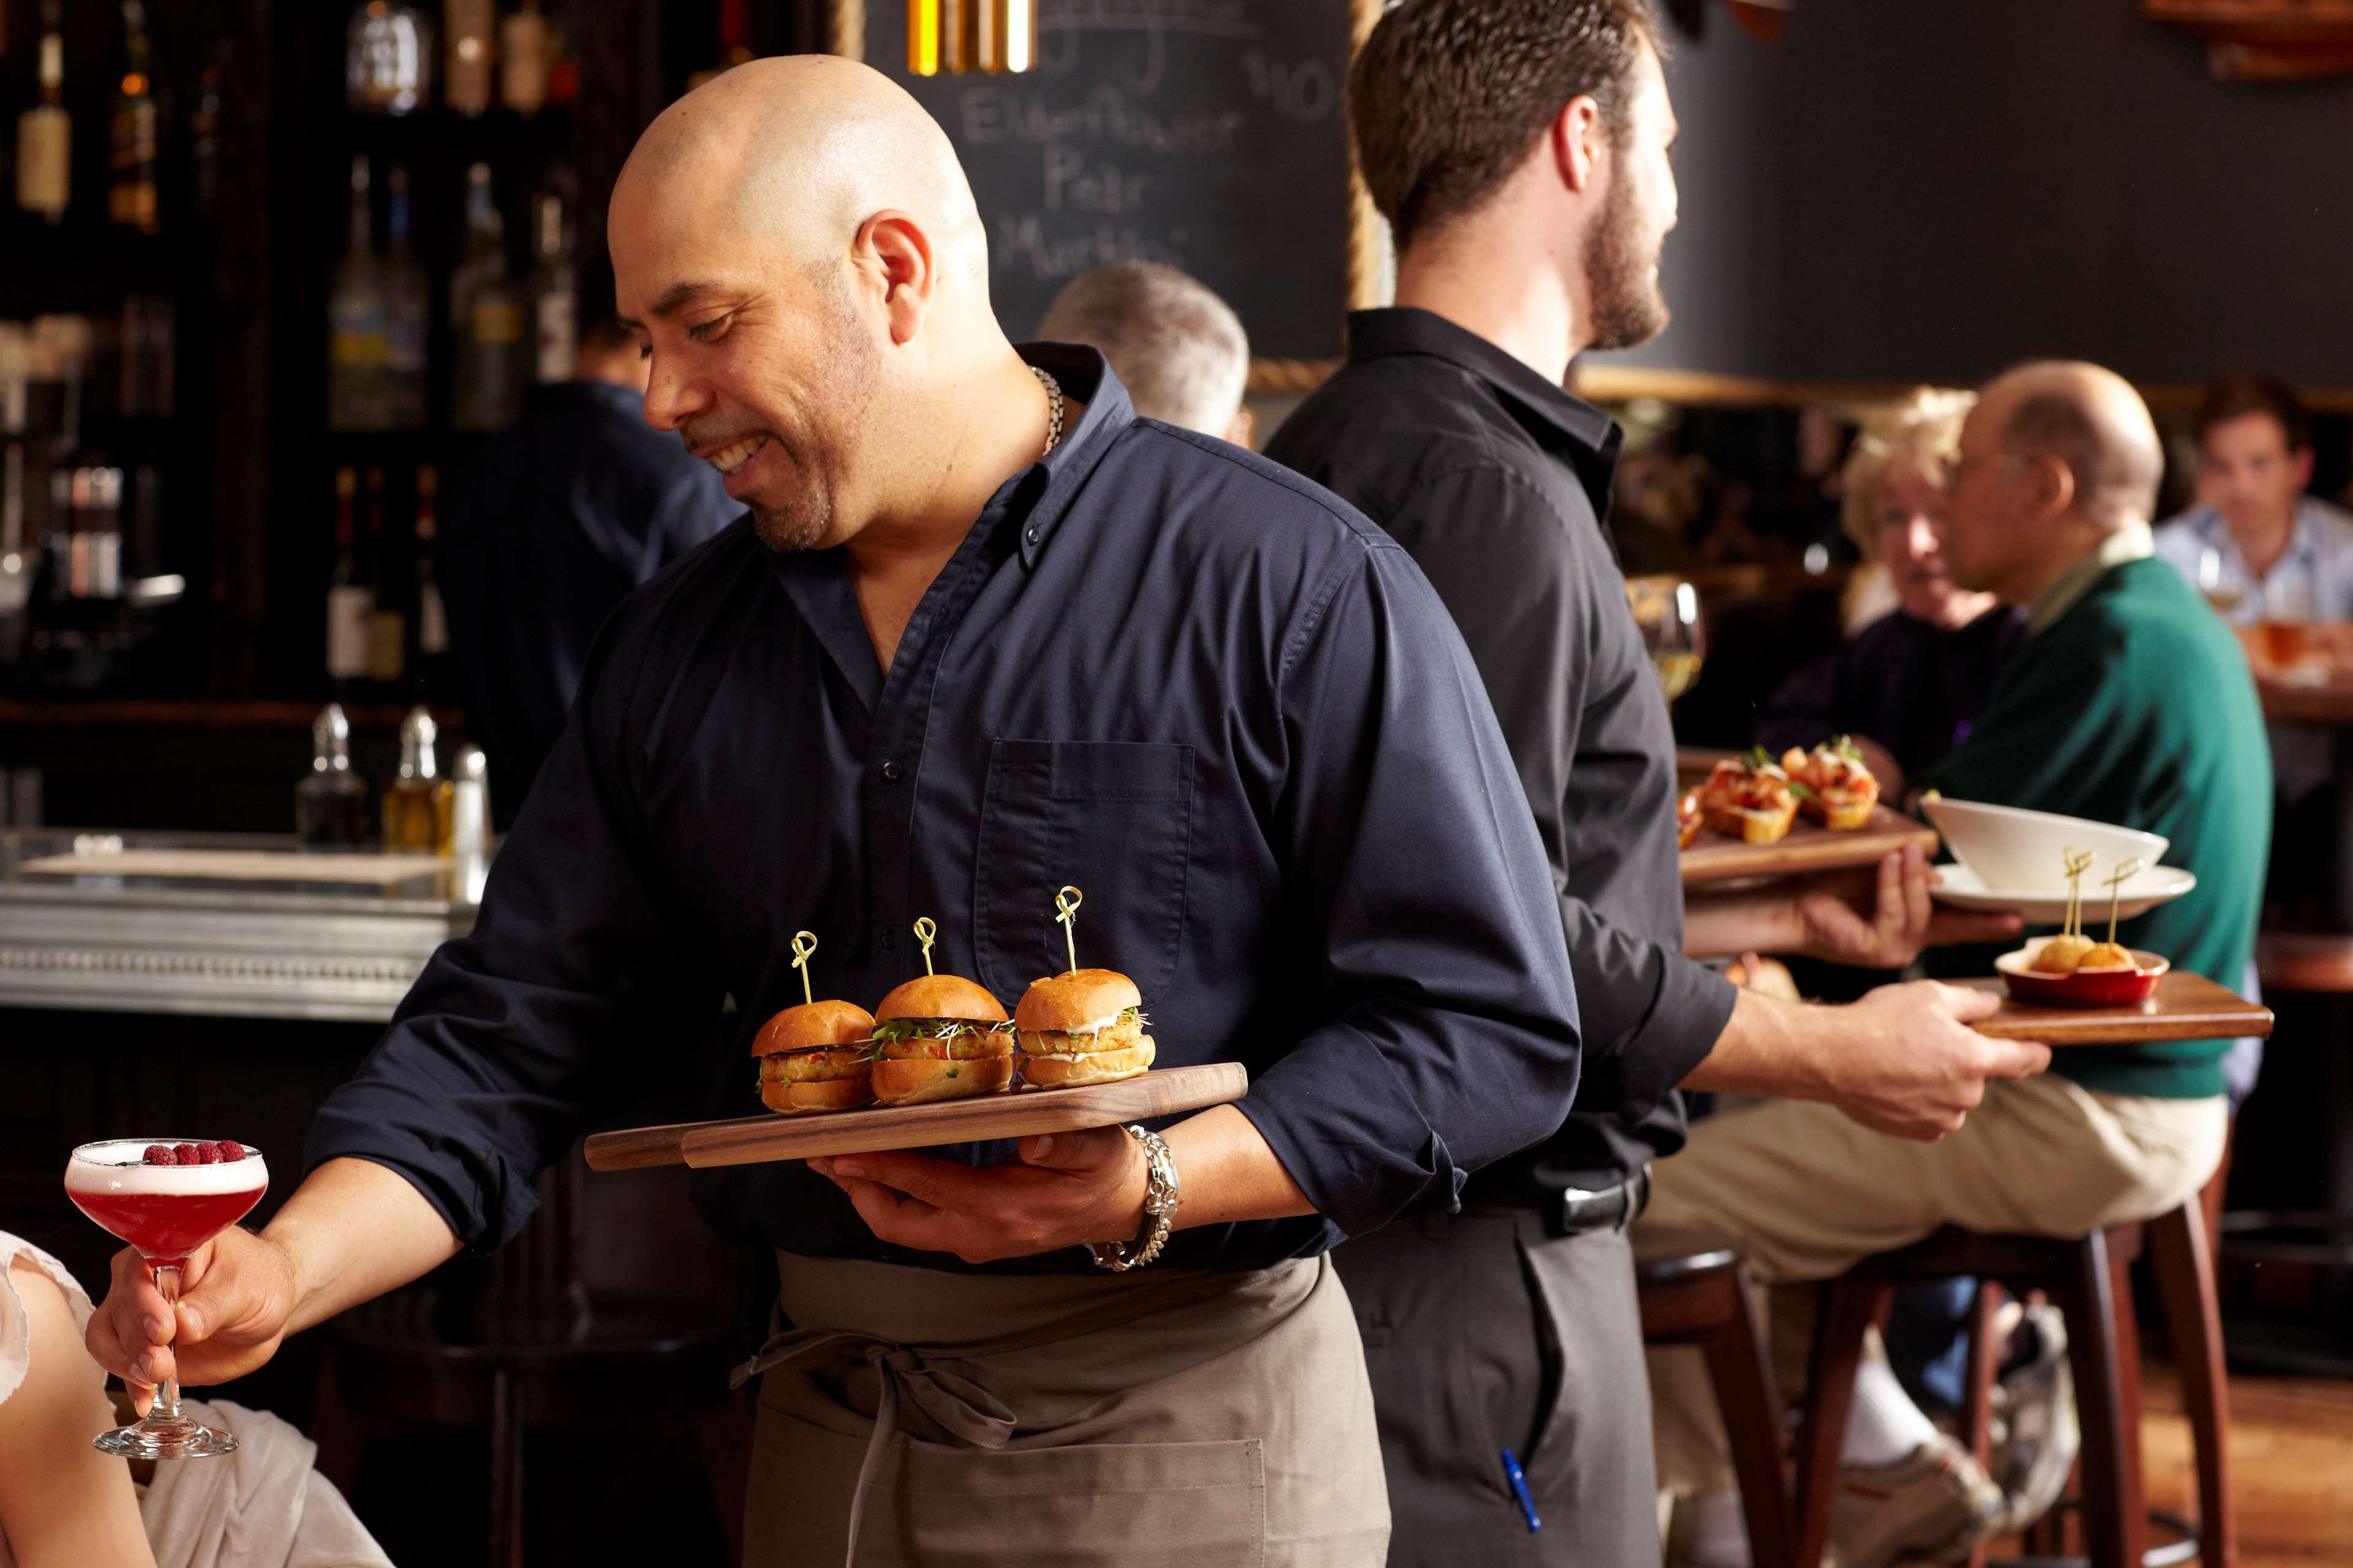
[735,1251,1389,1568]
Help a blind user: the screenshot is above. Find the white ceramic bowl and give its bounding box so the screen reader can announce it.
[1919,797,2169,893]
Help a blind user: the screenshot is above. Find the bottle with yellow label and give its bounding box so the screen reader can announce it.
[17,6,70,225]
[452,163,523,430]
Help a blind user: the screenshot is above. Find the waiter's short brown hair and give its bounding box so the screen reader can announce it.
[2195,374,2311,453]
[1350,0,1663,247]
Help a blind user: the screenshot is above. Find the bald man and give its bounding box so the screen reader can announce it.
[1638,362,2268,1568]
[86,56,1594,1566]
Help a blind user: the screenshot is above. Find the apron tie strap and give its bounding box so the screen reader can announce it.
[732,1327,1019,1566]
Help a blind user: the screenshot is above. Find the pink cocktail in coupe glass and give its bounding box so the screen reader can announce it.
[64,1138,268,1458]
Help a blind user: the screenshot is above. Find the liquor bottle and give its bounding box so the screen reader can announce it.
[325,468,371,689]
[363,466,406,683]
[381,705,454,852]
[382,164,429,427]
[451,164,523,430]
[546,0,581,105]
[500,0,549,115]
[109,4,160,233]
[347,1,433,116]
[16,4,70,225]
[409,464,450,694]
[327,156,389,430]
[530,189,576,384]
[444,0,493,118]
[295,703,373,847]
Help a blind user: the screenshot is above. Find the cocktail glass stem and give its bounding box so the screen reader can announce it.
[149,1265,185,1425]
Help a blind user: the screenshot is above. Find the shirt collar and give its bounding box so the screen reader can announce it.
[2025,519,2156,636]
[1345,307,1619,458]
[1009,342,1134,569]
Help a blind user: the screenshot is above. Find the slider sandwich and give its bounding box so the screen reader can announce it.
[753,999,880,1115]
[869,974,1018,1105]
[1015,968,1154,1088]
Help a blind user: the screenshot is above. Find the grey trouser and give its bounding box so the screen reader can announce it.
[1336,1212,1663,1568]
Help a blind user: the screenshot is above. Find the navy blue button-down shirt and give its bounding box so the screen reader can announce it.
[306,346,1583,1274]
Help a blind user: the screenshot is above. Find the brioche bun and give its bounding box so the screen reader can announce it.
[753,999,876,1058]
[870,1055,1016,1105]
[1014,969,1141,1032]
[759,1076,878,1115]
[1019,1038,1155,1088]
[874,974,1007,1025]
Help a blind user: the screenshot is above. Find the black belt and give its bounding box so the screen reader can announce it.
[1544,1164,1651,1238]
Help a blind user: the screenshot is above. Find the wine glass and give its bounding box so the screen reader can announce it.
[64,1139,268,1459]
[1627,575,1706,703]
[2196,543,2248,617]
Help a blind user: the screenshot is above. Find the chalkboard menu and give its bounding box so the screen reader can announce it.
[857,2,1365,366]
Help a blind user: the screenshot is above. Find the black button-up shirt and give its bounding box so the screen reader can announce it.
[441,380,740,828]
[1268,309,1735,1195]
[306,345,1583,1273]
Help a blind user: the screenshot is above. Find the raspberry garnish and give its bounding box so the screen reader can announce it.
[143,1144,176,1165]
[196,1142,222,1164]
[173,1142,202,1165]
[217,1142,246,1162]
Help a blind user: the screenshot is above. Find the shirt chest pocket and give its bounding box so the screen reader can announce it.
[972,740,1195,1004]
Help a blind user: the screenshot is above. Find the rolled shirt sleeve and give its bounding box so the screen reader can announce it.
[1233,539,1586,1236]
[302,631,726,1250]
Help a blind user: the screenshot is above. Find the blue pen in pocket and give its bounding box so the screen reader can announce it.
[1500,1449,1541,1533]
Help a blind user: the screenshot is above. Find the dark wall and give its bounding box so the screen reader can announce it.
[1611,0,2353,388]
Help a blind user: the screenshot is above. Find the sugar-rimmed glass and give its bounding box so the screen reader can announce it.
[63,1138,268,1459]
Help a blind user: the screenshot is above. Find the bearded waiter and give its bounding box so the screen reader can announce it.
[86,56,1582,1568]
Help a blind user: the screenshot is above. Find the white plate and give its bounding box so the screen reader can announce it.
[1929,863,2197,925]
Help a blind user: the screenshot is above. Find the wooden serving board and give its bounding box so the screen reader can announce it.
[1679,804,1938,886]
[1956,972,2274,1045]
[1675,748,1937,886]
[582,1063,1248,1173]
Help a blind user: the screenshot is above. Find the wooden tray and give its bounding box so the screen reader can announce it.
[1676,748,1937,886]
[1956,972,2274,1045]
[1680,804,1937,886]
[583,1062,1249,1172]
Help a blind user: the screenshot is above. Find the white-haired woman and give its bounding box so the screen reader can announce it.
[1757,388,2022,798]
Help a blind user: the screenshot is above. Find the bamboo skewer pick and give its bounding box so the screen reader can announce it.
[2104,858,2143,945]
[913,917,937,977]
[1055,885,1084,975]
[2060,847,2094,938]
[789,931,818,1007]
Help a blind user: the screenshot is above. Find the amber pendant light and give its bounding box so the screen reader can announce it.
[908,0,1037,75]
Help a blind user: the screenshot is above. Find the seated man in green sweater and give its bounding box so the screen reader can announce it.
[1642,361,2265,1568]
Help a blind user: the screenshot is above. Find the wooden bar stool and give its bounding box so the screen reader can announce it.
[1637,1227,1798,1568]
[1790,1199,2230,1568]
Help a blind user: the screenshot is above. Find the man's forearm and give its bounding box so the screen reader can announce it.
[1682,889,1805,960]
[262,1156,463,1335]
[1164,1105,1317,1232]
[1677,988,1836,1099]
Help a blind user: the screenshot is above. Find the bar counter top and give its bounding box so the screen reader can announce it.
[0,830,477,1023]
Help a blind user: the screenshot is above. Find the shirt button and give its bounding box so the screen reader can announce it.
[1025,527,1041,546]
[880,760,903,782]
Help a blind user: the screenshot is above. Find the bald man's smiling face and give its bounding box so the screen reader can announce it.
[612,179,880,553]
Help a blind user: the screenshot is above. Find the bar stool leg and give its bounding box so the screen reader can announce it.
[1960,1282,2001,1568]
[1696,1270,1798,1568]
[2151,1202,2235,1568]
[1793,1274,1892,1568]
[2058,1229,2143,1568]
[490,1367,526,1568]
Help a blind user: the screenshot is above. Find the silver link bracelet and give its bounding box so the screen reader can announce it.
[1089,1124,1179,1271]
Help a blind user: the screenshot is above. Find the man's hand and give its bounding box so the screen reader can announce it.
[85,1227,301,1415]
[1820,980,2051,1140]
[812,1127,1149,1264]
[1791,843,2023,969]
